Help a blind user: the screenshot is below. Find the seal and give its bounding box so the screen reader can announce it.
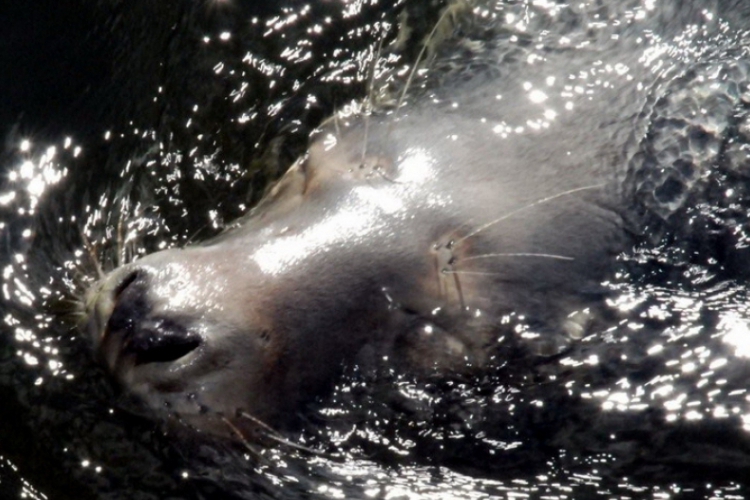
[85,101,628,434]
[83,1,743,438]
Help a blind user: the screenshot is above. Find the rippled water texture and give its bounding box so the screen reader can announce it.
[2,0,750,498]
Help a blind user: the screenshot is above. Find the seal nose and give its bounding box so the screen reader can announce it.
[105,269,202,366]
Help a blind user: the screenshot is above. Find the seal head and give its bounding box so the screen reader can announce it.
[85,104,627,435]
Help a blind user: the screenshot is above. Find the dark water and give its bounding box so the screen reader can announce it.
[2,0,750,498]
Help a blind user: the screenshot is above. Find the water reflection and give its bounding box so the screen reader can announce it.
[2,0,750,498]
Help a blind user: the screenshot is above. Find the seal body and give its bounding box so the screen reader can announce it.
[84,2,744,435]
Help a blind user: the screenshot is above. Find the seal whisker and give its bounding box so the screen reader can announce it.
[184,223,211,247]
[237,409,279,434]
[258,431,327,456]
[79,228,104,280]
[390,4,453,126]
[237,410,325,456]
[67,266,90,289]
[371,166,400,184]
[116,215,126,268]
[360,38,383,167]
[442,270,513,276]
[333,106,342,139]
[126,238,136,265]
[456,183,605,245]
[237,410,296,443]
[462,252,575,262]
[56,297,83,306]
[452,270,466,309]
[67,311,90,326]
[221,416,265,459]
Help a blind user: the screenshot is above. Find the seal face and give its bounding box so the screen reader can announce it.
[84,96,629,435]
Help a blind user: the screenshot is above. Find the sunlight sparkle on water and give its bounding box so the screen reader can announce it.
[3,146,68,213]
[718,311,750,358]
[528,89,548,103]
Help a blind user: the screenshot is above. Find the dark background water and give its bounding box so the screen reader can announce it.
[3,0,750,499]
[1,1,108,141]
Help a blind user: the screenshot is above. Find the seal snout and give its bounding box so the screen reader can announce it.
[90,268,202,374]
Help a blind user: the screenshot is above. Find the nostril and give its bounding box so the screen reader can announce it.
[114,269,140,300]
[124,318,202,366]
[107,269,149,337]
